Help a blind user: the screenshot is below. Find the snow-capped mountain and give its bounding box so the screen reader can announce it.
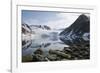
[30,25,51,30]
[22,23,33,41]
[22,23,32,34]
[59,14,90,45]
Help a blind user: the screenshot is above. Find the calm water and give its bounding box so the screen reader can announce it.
[22,29,68,57]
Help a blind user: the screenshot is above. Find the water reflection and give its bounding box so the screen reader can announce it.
[22,31,89,59]
[22,40,32,50]
[22,31,68,57]
[60,35,89,46]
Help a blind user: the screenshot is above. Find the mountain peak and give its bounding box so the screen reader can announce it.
[59,14,90,45]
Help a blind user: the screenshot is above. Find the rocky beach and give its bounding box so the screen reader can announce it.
[22,42,89,62]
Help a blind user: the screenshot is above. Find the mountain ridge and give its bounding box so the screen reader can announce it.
[59,14,90,45]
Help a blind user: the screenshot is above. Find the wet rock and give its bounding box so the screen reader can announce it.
[32,54,47,62]
[31,43,90,62]
[49,50,71,59]
[63,47,73,53]
[47,54,58,61]
[32,48,48,62]
[63,43,90,60]
[34,48,43,55]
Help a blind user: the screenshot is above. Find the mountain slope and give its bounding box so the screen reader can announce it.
[59,14,90,45]
[22,23,32,34]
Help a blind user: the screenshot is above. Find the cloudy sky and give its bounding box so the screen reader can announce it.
[22,10,82,29]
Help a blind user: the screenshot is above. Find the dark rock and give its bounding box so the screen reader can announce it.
[63,47,73,53]
[32,54,47,62]
[47,54,58,61]
[34,48,43,55]
[49,49,71,59]
[31,43,90,62]
[63,43,90,60]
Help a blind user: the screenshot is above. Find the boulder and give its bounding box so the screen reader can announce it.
[32,54,47,62]
[49,50,71,59]
[34,48,43,55]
